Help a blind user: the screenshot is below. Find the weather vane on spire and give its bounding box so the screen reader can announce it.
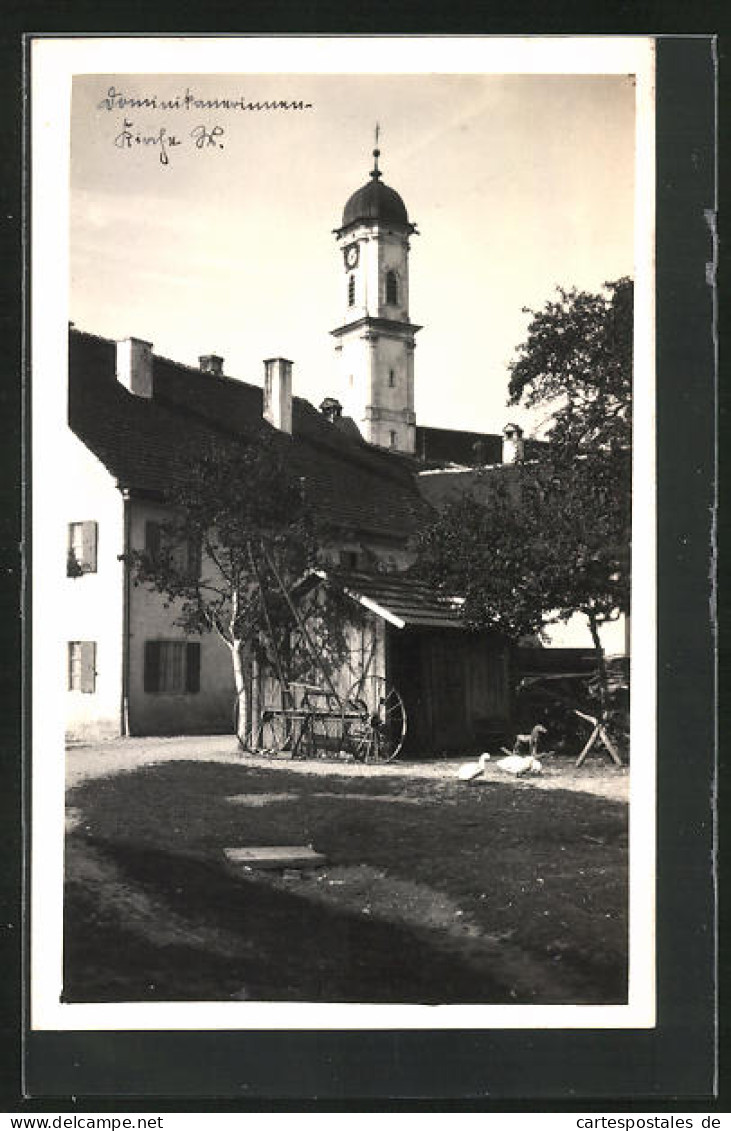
[371,122,382,180]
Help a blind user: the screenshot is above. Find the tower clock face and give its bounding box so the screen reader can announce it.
[345,244,359,269]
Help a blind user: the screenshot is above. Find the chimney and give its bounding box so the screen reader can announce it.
[263,357,293,434]
[502,423,525,464]
[319,396,343,424]
[116,337,153,398]
[199,354,224,377]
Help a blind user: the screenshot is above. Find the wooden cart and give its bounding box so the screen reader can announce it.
[257,674,407,763]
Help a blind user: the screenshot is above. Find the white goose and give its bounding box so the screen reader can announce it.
[496,753,542,776]
[457,753,491,782]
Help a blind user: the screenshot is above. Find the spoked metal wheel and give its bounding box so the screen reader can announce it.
[256,708,293,754]
[342,694,371,762]
[255,684,295,754]
[345,675,406,763]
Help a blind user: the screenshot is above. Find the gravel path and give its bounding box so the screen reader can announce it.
[66,735,629,802]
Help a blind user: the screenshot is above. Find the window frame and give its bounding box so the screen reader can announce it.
[67,520,98,576]
[144,639,201,694]
[68,641,97,693]
[145,519,201,580]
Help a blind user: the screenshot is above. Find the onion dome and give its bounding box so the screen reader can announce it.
[339,140,413,232]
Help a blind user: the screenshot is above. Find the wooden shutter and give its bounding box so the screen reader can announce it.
[186,643,201,693]
[81,522,98,572]
[144,640,161,692]
[80,641,96,693]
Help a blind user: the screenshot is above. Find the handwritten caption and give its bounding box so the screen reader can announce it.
[99,86,314,167]
[114,120,224,165]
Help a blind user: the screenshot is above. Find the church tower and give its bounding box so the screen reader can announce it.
[330,138,420,454]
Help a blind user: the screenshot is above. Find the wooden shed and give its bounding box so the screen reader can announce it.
[294,571,512,756]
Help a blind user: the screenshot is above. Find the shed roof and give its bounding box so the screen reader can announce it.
[303,569,471,630]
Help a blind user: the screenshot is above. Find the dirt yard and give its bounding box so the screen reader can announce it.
[64,736,629,1005]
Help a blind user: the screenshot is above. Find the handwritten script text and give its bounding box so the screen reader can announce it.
[99,86,314,113]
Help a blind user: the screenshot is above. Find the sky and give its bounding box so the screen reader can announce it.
[70,70,636,438]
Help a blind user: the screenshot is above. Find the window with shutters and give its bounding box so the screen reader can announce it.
[145,520,201,579]
[68,641,97,693]
[67,521,98,576]
[144,640,201,694]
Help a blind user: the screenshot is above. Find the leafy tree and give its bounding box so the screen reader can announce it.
[128,432,321,746]
[414,279,632,760]
[415,454,629,660]
[507,277,632,682]
[508,277,632,452]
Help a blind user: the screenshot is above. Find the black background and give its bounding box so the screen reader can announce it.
[0,9,724,1111]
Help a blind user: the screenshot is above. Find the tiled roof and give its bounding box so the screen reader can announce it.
[68,330,432,542]
[301,569,468,630]
[416,464,523,509]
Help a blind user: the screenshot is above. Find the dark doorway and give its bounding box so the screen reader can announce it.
[388,627,511,756]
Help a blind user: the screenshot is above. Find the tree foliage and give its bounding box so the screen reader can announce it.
[414,278,633,734]
[508,277,633,453]
[132,434,315,632]
[415,452,630,645]
[128,432,327,743]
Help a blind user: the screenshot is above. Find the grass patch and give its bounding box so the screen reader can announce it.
[64,758,628,1004]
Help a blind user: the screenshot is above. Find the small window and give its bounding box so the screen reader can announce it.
[388,368,395,387]
[389,430,397,448]
[145,520,200,579]
[386,270,398,305]
[67,521,97,576]
[68,641,96,693]
[144,640,201,694]
[348,274,356,306]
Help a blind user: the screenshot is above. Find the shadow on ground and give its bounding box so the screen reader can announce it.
[64,758,628,1005]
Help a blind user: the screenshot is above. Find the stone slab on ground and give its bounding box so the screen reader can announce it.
[224,846,327,871]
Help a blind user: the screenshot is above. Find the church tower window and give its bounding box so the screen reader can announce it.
[386,270,398,305]
[348,274,356,306]
[389,369,395,387]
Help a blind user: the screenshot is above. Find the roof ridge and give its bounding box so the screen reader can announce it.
[69,327,116,347]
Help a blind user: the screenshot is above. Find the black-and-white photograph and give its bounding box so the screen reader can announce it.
[30,37,657,1032]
